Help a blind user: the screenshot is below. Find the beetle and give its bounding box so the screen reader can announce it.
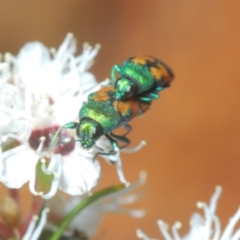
[111,56,174,101]
[51,86,151,157]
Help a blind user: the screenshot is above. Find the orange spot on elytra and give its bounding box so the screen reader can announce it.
[114,97,150,118]
[150,66,163,80]
[150,64,172,81]
[131,56,155,65]
[113,100,131,116]
[138,101,151,113]
[91,86,114,101]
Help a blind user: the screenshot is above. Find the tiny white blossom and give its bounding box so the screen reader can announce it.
[137,186,240,240]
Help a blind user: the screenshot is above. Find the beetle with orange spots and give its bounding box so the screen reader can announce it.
[51,85,151,157]
[111,56,174,101]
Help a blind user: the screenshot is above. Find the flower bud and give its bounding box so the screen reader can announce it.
[0,196,20,227]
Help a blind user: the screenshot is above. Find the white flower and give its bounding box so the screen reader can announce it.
[46,172,147,238]
[0,34,102,198]
[0,34,146,199]
[137,186,240,240]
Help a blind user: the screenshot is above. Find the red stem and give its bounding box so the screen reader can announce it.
[0,222,14,239]
[9,189,20,207]
[20,195,43,236]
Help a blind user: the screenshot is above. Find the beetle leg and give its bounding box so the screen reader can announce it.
[109,132,130,149]
[156,86,163,91]
[139,96,153,102]
[139,82,165,102]
[105,133,120,151]
[92,134,119,161]
[93,132,130,162]
[93,149,117,162]
[140,91,159,101]
[122,124,132,136]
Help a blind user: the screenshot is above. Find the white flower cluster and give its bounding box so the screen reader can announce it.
[137,186,240,240]
[0,34,145,199]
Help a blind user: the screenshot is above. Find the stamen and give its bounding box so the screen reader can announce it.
[55,33,74,61]
[136,229,152,240]
[36,136,46,155]
[76,42,101,72]
[120,171,147,199]
[22,215,38,240]
[116,157,129,186]
[30,208,49,240]
[172,222,181,240]
[101,171,147,205]
[41,154,61,175]
[116,208,145,218]
[23,209,49,240]
[197,201,214,230]
[221,207,240,240]
[67,53,76,72]
[29,173,40,196]
[196,201,206,210]
[157,220,172,240]
[209,186,222,213]
[83,42,91,51]
[50,48,56,57]
[212,215,220,240]
[4,52,14,64]
[121,140,146,153]
[232,229,240,240]
[117,189,147,205]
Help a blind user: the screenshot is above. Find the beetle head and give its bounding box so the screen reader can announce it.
[115,77,137,100]
[77,118,103,149]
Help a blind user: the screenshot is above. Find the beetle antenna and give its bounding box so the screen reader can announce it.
[50,125,66,148]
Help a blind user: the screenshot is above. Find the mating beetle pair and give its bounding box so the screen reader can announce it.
[51,56,174,157]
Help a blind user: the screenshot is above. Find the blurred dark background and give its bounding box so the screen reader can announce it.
[1,0,240,239]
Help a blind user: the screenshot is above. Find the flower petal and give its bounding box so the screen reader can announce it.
[1,146,38,188]
[58,151,100,195]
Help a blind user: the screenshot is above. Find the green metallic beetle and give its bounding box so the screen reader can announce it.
[111,56,174,101]
[51,86,151,157]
